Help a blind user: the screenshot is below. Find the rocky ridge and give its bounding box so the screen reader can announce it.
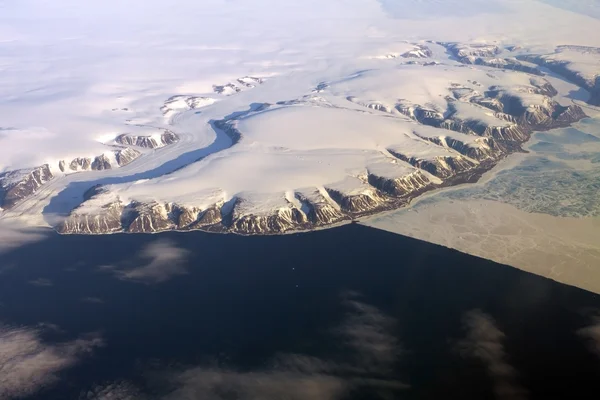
[58,71,586,235]
[2,42,591,234]
[115,131,178,149]
[0,164,53,210]
[518,45,600,106]
[441,42,543,75]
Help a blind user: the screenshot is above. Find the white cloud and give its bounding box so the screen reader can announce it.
[82,297,105,304]
[161,294,407,400]
[5,294,405,399]
[457,310,527,400]
[336,293,401,375]
[28,278,53,287]
[578,313,600,357]
[88,294,407,400]
[0,220,47,255]
[0,324,103,399]
[100,239,190,284]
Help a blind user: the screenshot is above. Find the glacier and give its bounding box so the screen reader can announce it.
[0,0,599,236]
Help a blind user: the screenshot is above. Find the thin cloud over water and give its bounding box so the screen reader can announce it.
[457,310,527,400]
[99,239,190,284]
[83,294,407,400]
[0,323,103,399]
[28,278,53,287]
[336,293,401,375]
[0,220,48,255]
[82,297,105,304]
[578,312,600,358]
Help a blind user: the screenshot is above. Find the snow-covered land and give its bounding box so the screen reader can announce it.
[1,0,599,234]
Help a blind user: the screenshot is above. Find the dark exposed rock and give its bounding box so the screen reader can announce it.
[115,148,141,167]
[57,199,125,234]
[401,44,432,58]
[0,164,53,210]
[213,83,241,95]
[483,90,586,130]
[70,157,92,171]
[91,154,112,171]
[519,51,600,106]
[191,205,223,228]
[54,54,589,236]
[387,150,477,179]
[295,190,346,226]
[227,198,308,234]
[176,206,201,229]
[127,202,175,233]
[115,131,178,149]
[442,42,542,75]
[324,184,389,216]
[443,42,501,59]
[367,170,433,197]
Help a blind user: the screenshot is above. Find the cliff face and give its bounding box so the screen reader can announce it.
[1,138,155,209]
[0,165,53,210]
[367,170,432,198]
[229,204,308,235]
[56,148,142,173]
[519,47,600,106]
[57,200,125,234]
[39,42,594,237]
[57,74,588,235]
[441,42,542,75]
[115,131,179,149]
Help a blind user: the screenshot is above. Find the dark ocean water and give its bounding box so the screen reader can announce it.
[0,223,599,400]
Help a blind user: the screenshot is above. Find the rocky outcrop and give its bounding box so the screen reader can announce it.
[0,164,53,210]
[114,148,141,167]
[57,76,587,235]
[161,96,216,118]
[474,58,542,76]
[442,42,542,75]
[126,202,175,233]
[115,131,178,149]
[401,44,432,58]
[483,89,586,130]
[1,144,145,210]
[213,83,241,95]
[189,204,224,229]
[53,51,591,236]
[58,148,141,173]
[58,197,225,234]
[324,178,391,216]
[57,200,125,234]
[396,103,445,126]
[418,136,502,162]
[367,169,432,197]
[387,150,477,179]
[443,43,501,59]
[229,202,308,234]
[519,48,600,106]
[296,189,346,226]
[68,157,92,172]
[397,78,586,149]
[91,154,112,171]
[213,77,264,95]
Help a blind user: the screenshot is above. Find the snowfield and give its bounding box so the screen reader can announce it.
[1,0,599,234]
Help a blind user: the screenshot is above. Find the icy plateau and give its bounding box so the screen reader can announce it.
[1,0,599,235]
